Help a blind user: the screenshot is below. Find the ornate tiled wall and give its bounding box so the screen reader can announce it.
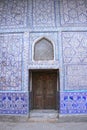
[0,0,27,28]
[0,0,87,115]
[60,0,87,26]
[0,93,28,114]
[62,32,87,64]
[60,92,87,114]
[64,65,87,90]
[62,32,87,91]
[61,31,87,114]
[0,33,23,91]
[28,32,59,69]
[32,0,55,27]
[0,32,29,114]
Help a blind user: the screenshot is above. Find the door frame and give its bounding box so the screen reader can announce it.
[29,69,60,111]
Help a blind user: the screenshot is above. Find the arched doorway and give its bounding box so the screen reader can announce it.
[29,37,59,118]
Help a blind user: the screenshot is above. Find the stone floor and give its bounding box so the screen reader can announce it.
[0,111,87,130]
[0,121,87,130]
[29,110,58,121]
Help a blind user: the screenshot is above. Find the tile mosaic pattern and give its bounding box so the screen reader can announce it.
[1,92,87,115]
[64,65,87,90]
[0,34,23,91]
[33,0,55,27]
[62,32,87,64]
[0,0,27,27]
[62,32,87,91]
[60,92,87,114]
[0,93,28,114]
[60,0,87,26]
[0,0,87,116]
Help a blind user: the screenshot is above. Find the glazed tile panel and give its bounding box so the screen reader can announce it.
[60,92,87,114]
[0,0,27,28]
[0,93,28,114]
[60,0,87,26]
[62,32,87,64]
[64,65,87,90]
[62,32,87,90]
[0,34,23,91]
[1,92,87,114]
[33,0,55,27]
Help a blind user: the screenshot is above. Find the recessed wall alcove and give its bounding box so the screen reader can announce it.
[34,37,54,61]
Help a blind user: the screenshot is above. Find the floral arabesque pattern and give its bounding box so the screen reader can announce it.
[62,32,87,64]
[64,65,87,90]
[0,0,27,27]
[0,34,23,91]
[60,92,87,114]
[61,0,87,26]
[33,0,55,27]
[0,93,28,114]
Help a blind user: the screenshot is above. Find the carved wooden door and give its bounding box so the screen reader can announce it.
[32,71,57,109]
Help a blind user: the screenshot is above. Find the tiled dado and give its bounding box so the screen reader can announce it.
[0,93,28,114]
[60,92,87,114]
[1,92,87,115]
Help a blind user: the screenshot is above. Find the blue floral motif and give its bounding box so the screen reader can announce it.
[60,92,87,114]
[0,93,28,114]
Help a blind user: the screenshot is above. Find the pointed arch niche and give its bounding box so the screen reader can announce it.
[33,37,54,61]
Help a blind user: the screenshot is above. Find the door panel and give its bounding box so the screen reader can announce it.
[33,74,44,109]
[32,71,57,109]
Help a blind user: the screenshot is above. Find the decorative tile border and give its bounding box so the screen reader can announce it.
[0,92,28,114]
[1,92,87,115]
[60,92,87,114]
[29,32,59,67]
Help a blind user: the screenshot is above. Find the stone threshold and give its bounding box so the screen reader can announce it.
[29,110,58,122]
[0,114,87,123]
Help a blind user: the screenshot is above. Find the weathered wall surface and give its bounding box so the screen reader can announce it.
[0,0,87,115]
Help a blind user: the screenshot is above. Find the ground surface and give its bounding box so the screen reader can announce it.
[0,121,87,130]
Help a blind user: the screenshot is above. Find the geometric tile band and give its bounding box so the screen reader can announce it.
[1,92,87,115]
[0,93,28,114]
[60,92,87,114]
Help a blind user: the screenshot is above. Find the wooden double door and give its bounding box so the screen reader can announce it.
[32,71,57,109]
